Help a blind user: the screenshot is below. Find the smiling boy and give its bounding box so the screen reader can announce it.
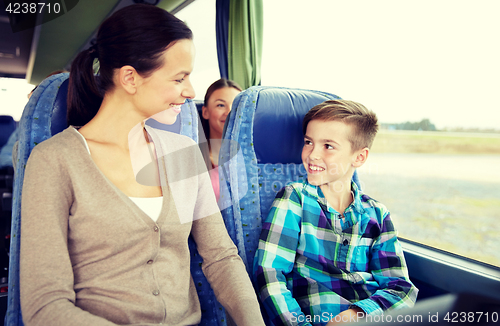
[253,100,418,326]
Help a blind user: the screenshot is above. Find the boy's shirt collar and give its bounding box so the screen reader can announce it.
[301,180,366,218]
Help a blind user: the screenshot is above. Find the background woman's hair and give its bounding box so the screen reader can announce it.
[67,4,193,126]
[201,78,242,141]
[203,78,242,107]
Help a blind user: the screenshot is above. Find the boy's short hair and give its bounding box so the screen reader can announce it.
[302,99,379,151]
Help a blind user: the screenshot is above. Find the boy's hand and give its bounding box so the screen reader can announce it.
[326,307,364,325]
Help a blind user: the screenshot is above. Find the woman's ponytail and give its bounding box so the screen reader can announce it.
[67,46,103,126]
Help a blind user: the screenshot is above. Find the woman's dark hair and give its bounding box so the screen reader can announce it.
[67,4,193,126]
[201,78,242,141]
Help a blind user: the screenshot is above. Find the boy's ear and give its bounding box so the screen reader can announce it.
[201,106,209,120]
[352,147,369,168]
[118,65,141,95]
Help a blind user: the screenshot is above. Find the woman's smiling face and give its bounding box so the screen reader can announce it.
[135,39,196,124]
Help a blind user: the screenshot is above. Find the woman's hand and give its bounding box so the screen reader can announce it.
[326,307,365,325]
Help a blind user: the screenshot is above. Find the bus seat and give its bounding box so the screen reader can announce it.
[0,116,16,151]
[194,100,204,117]
[193,100,210,143]
[0,130,18,170]
[218,86,361,273]
[5,72,70,326]
[5,73,228,326]
[0,130,17,221]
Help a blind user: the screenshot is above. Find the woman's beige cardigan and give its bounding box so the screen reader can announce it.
[20,127,264,326]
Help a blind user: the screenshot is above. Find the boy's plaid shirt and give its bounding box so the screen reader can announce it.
[253,180,418,326]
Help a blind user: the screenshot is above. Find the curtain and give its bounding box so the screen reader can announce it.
[216,0,263,89]
[215,0,230,79]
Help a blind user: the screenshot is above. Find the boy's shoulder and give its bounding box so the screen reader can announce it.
[284,180,307,191]
[281,180,316,199]
[271,181,305,203]
[275,181,328,211]
[357,190,391,224]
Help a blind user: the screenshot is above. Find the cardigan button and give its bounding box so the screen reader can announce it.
[147,260,153,264]
[153,290,159,296]
[154,226,159,232]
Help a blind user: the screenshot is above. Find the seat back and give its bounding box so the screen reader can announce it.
[0,116,17,150]
[5,73,227,326]
[6,73,69,326]
[0,130,18,170]
[219,86,361,271]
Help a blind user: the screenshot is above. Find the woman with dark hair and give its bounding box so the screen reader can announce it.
[201,78,242,201]
[19,4,264,326]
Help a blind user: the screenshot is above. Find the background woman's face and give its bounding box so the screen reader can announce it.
[202,87,241,139]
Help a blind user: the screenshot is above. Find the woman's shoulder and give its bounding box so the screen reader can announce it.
[28,127,85,159]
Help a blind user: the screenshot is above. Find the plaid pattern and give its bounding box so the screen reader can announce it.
[253,181,418,326]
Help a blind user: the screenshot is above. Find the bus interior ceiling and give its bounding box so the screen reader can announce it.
[0,0,194,83]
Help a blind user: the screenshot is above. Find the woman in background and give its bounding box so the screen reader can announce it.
[201,78,242,201]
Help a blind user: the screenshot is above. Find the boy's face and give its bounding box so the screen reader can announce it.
[302,119,365,191]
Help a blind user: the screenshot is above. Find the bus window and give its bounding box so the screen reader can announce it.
[175,0,219,101]
[0,78,33,121]
[261,0,500,267]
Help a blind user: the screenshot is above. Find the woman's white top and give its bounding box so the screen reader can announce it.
[128,196,162,222]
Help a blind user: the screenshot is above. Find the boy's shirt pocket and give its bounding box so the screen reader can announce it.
[343,236,373,272]
[330,224,374,273]
[299,205,376,275]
